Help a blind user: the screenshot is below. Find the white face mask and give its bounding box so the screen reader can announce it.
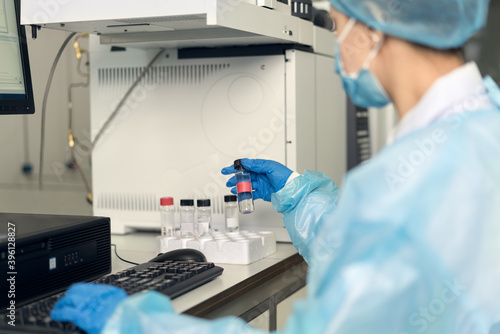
[335,18,391,108]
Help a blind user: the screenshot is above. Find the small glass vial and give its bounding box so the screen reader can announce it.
[234,159,255,214]
[180,199,195,235]
[224,195,239,232]
[196,199,212,237]
[159,197,175,238]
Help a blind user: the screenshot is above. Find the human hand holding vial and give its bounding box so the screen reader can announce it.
[234,159,255,214]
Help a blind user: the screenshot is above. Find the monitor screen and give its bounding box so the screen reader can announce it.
[0,0,34,114]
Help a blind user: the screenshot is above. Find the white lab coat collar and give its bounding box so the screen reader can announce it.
[388,62,494,143]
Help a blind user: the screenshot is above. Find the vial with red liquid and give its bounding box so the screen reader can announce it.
[234,159,255,214]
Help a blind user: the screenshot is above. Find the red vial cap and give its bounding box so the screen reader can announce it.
[160,197,174,206]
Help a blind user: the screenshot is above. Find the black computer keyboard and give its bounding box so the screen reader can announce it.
[0,260,223,334]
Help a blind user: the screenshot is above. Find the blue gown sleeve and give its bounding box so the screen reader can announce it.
[271,170,341,264]
[103,291,267,334]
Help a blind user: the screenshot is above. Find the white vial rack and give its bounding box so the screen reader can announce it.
[156,231,276,265]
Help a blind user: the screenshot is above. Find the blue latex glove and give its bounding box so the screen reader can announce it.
[221,158,293,202]
[51,283,128,334]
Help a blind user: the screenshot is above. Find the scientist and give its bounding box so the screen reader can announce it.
[51,0,500,333]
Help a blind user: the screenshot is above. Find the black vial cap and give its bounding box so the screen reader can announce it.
[180,199,194,206]
[234,159,244,170]
[197,199,211,207]
[224,195,237,202]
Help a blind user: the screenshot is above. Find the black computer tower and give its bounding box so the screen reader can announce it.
[0,213,111,309]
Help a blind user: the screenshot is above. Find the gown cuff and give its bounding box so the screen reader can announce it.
[285,171,301,185]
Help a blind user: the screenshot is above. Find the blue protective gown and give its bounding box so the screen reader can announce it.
[102,74,500,334]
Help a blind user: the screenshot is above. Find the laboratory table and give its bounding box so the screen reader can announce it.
[111,232,308,330]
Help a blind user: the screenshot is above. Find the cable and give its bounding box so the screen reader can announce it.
[23,116,30,162]
[68,134,93,203]
[39,32,77,190]
[111,244,139,265]
[91,48,165,148]
[67,34,92,203]
[21,115,33,174]
[68,42,89,133]
[38,37,163,196]
[73,34,90,78]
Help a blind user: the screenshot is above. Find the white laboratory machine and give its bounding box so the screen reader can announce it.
[21,0,347,240]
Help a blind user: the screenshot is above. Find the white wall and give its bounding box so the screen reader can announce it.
[0,28,92,215]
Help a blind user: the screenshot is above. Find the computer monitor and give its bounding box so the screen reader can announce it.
[0,0,34,115]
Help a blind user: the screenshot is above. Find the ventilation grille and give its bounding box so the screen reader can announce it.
[48,222,109,251]
[96,193,226,215]
[97,63,231,87]
[97,193,159,212]
[117,14,206,24]
[208,196,224,215]
[291,0,312,20]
